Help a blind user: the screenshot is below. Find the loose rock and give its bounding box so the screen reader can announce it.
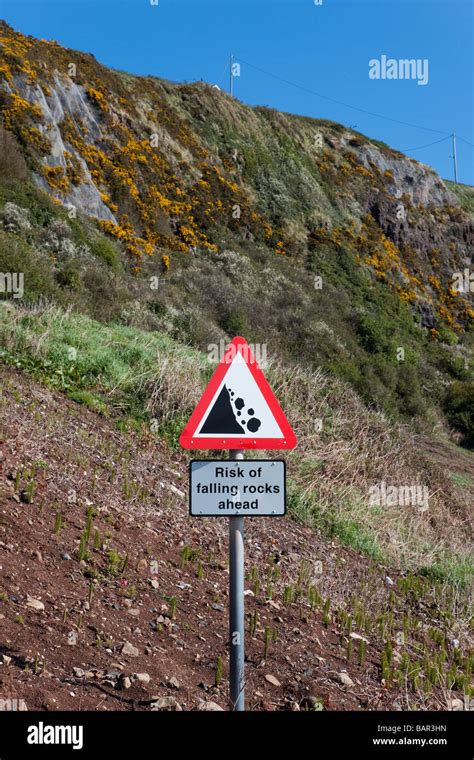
[26,595,45,612]
[150,697,182,711]
[264,674,281,687]
[337,672,354,688]
[121,641,139,657]
[195,700,224,711]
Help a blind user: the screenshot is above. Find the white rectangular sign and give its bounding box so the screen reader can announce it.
[189,460,286,516]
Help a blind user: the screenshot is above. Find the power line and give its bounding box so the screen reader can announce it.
[400,135,452,152]
[236,55,450,136]
[457,135,474,148]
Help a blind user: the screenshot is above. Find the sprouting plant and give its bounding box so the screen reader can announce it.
[106,549,123,576]
[120,552,129,574]
[249,610,258,638]
[346,639,353,662]
[411,661,421,691]
[180,545,191,568]
[264,626,272,659]
[169,595,177,619]
[33,654,44,675]
[77,530,89,561]
[358,639,366,666]
[26,479,36,503]
[249,565,259,584]
[54,511,62,534]
[180,545,200,568]
[266,582,273,601]
[384,640,393,667]
[322,598,331,627]
[381,651,391,683]
[284,585,295,605]
[308,584,321,610]
[196,560,204,579]
[93,529,101,550]
[15,614,25,625]
[215,656,223,688]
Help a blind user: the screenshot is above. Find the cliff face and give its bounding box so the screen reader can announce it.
[0,21,472,343]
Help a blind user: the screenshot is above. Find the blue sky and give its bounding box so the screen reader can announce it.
[2,0,473,184]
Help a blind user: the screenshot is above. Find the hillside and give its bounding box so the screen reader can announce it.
[0,365,472,711]
[0,22,473,712]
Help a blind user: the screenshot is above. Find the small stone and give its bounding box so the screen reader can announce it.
[33,550,43,562]
[134,673,150,684]
[1,655,12,666]
[150,697,182,711]
[337,672,354,687]
[166,676,180,690]
[149,580,159,589]
[265,674,281,687]
[211,603,225,612]
[121,641,139,657]
[73,667,85,678]
[168,484,185,498]
[127,608,140,617]
[195,700,224,711]
[448,698,464,711]
[62,553,72,561]
[120,676,132,690]
[26,595,44,612]
[243,589,254,597]
[350,632,369,643]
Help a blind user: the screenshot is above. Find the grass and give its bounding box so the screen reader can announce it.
[0,303,207,426]
[449,472,472,488]
[445,180,474,214]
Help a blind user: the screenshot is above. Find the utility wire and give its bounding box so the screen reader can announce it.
[457,135,474,148]
[400,135,452,152]
[236,55,450,136]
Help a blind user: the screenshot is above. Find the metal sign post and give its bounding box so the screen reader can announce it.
[229,449,245,711]
[180,337,297,711]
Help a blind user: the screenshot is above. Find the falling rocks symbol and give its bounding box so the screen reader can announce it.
[201,385,244,434]
[200,385,261,434]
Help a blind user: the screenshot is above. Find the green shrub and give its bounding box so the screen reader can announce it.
[443,381,474,448]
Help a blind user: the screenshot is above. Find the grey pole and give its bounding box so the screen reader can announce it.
[229,449,245,710]
[452,132,458,184]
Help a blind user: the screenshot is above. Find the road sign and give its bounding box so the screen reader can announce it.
[179,336,297,449]
[189,459,286,516]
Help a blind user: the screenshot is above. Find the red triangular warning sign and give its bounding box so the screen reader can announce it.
[180,337,297,450]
